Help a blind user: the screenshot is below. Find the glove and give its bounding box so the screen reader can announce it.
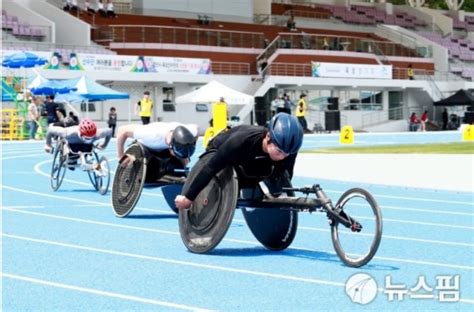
[44,145,52,154]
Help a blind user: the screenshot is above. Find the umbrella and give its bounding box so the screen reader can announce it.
[31,80,77,96]
[2,51,47,69]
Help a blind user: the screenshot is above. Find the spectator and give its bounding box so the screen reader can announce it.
[442,108,448,130]
[28,96,40,140]
[407,64,414,80]
[259,58,268,81]
[106,0,117,18]
[287,14,296,31]
[70,0,79,13]
[271,95,285,115]
[108,107,117,137]
[69,111,79,125]
[97,0,107,17]
[136,91,153,125]
[323,37,330,50]
[409,112,420,131]
[63,0,71,11]
[45,95,60,126]
[84,0,96,15]
[282,93,294,115]
[296,93,311,133]
[420,110,429,131]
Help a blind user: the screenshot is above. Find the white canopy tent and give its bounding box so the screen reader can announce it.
[175,80,254,105]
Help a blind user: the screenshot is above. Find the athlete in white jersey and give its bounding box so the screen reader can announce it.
[116,122,199,168]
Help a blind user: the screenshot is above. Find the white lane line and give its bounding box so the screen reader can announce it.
[294,225,474,248]
[0,185,109,206]
[4,208,474,269]
[324,188,473,206]
[34,159,163,198]
[4,233,474,304]
[0,233,351,288]
[33,160,472,214]
[380,205,474,217]
[1,153,47,160]
[1,185,472,246]
[1,273,211,311]
[2,205,44,209]
[352,215,474,230]
[33,155,472,206]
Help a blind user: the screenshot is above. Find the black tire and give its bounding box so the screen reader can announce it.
[111,144,147,217]
[50,140,67,191]
[331,188,382,268]
[179,152,238,253]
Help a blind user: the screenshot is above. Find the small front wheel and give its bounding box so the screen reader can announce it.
[330,188,382,268]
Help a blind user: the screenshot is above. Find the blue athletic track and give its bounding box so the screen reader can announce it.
[2,131,473,311]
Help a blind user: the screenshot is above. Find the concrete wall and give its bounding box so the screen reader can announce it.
[132,0,253,19]
[20,0,90,46]
[419,7,453,36]
[3,0,55,43]
[377,24,449,72]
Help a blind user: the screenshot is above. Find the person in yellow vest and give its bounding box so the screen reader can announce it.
[296,93,310,133]
[212,96,228,133]
[407,64,414,80]
[136,91,153,125]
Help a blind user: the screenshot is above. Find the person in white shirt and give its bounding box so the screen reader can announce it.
[28,96,40,140]
[97,0,106,17]
[106,0,116,18]
[117,122,199,169]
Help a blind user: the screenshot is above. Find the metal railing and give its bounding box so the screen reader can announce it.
[267,62,435,79]
[1,40,114,54]
[95,25,265,49]
[264,33,426,58]
[212,62,250,75]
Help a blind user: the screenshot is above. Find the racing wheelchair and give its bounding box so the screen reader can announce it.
[179,152,383,268]
[50,138,111,195]
[111,142,187,217]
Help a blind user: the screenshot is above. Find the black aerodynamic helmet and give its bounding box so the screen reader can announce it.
[268,113,304,154]
[170,126,197,159]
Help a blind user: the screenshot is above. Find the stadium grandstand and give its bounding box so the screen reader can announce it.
[2,0,474,134]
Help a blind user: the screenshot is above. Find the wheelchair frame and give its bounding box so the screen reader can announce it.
[50,138,110,195]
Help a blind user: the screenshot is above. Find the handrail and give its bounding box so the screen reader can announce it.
[96,25,265,49]
[105,24,264,36]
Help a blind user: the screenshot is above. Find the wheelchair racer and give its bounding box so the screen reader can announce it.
[44,118,112,170]
[175,113,303,210]
[116,122,198,179]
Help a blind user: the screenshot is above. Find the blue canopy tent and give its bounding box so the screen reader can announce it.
[62,76,130,119]
[63,76,129,101]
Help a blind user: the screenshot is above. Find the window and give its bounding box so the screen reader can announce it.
[195,104,208,112]
[80,102,96,112]
[162,87,175,112]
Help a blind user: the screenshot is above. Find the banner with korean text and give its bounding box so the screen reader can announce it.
[1,50,211,74]
[312,62,392,79]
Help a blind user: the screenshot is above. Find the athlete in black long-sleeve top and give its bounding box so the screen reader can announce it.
[175,113,303,210]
